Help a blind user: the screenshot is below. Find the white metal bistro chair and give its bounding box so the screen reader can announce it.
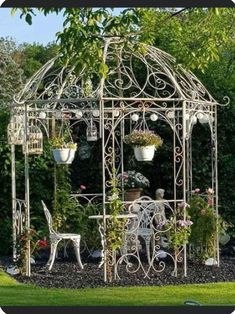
[127,196,161,264]
[41,200,84,271]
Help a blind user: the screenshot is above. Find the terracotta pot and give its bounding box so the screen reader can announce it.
[134,145,155,161]
[124,188,142,202]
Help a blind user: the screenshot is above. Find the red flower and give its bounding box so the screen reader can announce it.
[38,240,49,248]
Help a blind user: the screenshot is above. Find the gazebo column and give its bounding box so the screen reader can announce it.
[101,98,107,283]
[24,103,31,277]
[212,104,220,267]
[11,144,17,261]
[182,100,188,277]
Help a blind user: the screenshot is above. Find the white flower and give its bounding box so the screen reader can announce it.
[207,188,214,195]
[108,193,119,201]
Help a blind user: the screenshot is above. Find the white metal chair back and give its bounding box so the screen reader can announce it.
[127,197,157,264]
[41,200,57,235]
[138,203,154,230]
[129,196,155,231]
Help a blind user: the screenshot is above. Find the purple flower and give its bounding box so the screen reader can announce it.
[178,202,190,209]
[178,220,193,227]
[157,220,168,229]
[178,220,187,227]
[186,220,193,226]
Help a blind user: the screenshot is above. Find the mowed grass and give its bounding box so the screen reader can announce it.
[0,269,235,306]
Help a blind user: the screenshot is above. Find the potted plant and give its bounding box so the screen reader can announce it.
[117,170,150,201]
[50,136,77,164]
[124,130,163,161]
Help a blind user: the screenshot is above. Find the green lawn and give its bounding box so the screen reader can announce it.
[0,269,235,306]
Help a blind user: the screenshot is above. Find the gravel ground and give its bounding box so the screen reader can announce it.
[1,255,235,289]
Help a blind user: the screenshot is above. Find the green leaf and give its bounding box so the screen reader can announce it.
[10,8,17,16]
[25,14,32,25]
[98,62,109,78]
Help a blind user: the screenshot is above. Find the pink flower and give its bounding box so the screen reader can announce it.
[195,188,200,193]
[208,198,214,206]
[80,185,86,190]
[178,202,190,208]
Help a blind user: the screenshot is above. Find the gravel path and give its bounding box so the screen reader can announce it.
[1,255,235,289]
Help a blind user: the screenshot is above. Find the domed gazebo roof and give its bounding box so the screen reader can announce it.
[15,38,218,106]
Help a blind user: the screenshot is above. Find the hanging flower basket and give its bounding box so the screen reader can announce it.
[125,130,163,162]
[134,145,155,161]
[52,148,76,164]
[50,137,77,164]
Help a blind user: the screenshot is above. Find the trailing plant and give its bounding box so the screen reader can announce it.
[53,165,78,232]
[125,130,163,148]
[188,188,230,262]
[53,168,101,252]
[106,174,126,282]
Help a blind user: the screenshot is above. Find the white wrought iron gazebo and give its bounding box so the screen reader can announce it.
[9,38,228,281]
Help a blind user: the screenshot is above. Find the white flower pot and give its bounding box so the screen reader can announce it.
[134,145,155,161]
[52,148,76,164]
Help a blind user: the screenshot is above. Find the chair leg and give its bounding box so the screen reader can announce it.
[63,239,69,258]
[47,239,60,271]
[72,237,84,269]
[144,236,152,265]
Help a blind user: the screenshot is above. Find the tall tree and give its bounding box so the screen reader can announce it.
[0,38,23,107]
[0,38,24,254]
[14,42,58,79]
[13,8,235,74]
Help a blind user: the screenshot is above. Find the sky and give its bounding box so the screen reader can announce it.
[0,8,124,45]
[0,8,64,45]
